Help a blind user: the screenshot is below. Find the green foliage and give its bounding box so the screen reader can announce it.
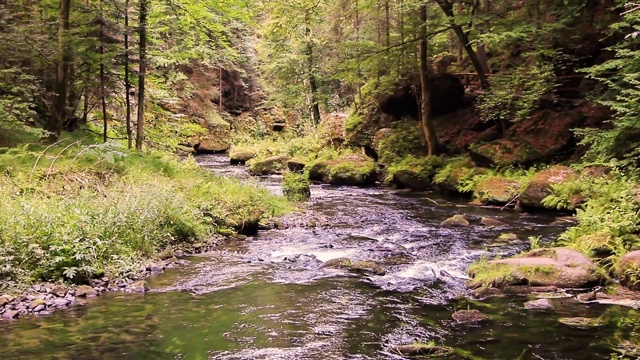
[476,63,555,123]
[580,4,640,165]
[558,174,640,267]
[0,142,290,288]
[282,171,311,202]
[377,121,427,165]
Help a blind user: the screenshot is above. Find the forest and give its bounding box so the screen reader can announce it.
[1,0,640,358]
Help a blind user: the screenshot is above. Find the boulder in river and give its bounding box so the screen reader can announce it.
[229,149,256,165]
[322,258,352,269]
[452,309,489,324]
[309,154,377,186]
[128,280,149,293]
[248,155,290,175]
[441,214,469,227]
[524,298,554,310]
[349,260,386,276]
[468,247,604,289]
[480,217,506,227]
[390,343,454,357]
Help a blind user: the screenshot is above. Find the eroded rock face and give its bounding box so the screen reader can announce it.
[469,247,603,289]
[520,165,578,209]
[309,155,377,186]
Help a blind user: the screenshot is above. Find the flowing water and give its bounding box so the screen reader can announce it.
[0,154,637,360]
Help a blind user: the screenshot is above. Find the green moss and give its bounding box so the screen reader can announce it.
[344,112,363,134]
[468,260,558,288]
[377,121,427,164]
[282,172,311,202]
[329,160,376,178]
[385,155,445,184]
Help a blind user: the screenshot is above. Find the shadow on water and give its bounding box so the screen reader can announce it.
[0,154,636,359]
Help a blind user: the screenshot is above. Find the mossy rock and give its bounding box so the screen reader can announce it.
[441,214,469,227]
[376,121,427,165]
[322,258,352,269]
[614,250,640,291]
[309,154,377,186]
[229,149,257,165]
[248,155,290,175]
[474,176,520,205]
[520,165,578,209]
[349,260,385,276]
[387,155,445,190]
[468,247,603,289]
[452,309,489,324]
[194,137,230,154]
[469,139,541,168]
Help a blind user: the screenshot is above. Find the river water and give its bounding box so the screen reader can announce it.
[0,154,636,359]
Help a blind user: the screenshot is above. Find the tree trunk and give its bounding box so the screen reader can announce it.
[124,0,132,149]
[99,0,107,143]
[436,0,490,89]
[476,0,491,74]
[136,0,147,150]
[50,0,71,140]
[419,3,438,156]
[305,16,321,124]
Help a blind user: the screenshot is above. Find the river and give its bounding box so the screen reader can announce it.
[0,154,635,360]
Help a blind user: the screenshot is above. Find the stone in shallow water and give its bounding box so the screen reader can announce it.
[471,287,504,300]
[128,280,149,293]
[32,304,46,313]
[441,214,469,227]
[321,258,352,269]
[452,309,489,324]
[480,217,506,227]
[76,285,97,297]
[390,344,454,357]
[349,261,385,276]
[524,298,553,310]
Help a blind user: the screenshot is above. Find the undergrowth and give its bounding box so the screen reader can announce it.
[0,135,290,290]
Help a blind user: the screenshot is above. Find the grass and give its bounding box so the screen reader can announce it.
[0,134,291,290]
[384,155,445,184]
[467,259,558,288]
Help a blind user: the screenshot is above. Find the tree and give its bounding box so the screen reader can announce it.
[51,0,72,140]
[136,0,147,150]
[418,2,438,155]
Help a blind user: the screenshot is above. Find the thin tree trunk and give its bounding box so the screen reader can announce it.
[219,65,223,112]
[476,0,491,74]
[99,1,107,143]
[419,3,438,156]
[305,15,321,124]
[51,0,71,140]
[136,0,147,150]
[124,0,132,149]
[436,0,490,89]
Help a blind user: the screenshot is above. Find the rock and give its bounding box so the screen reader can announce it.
[471,287,504,300]
[248,155,291,176]
[176,145,195,156]
[51,298,71,307]
[321,258,352,269]
[229,149,256,165]
[497,233,520,242]
[452,309,489,324]
[441,214,469,227]
[480,217,506,227]
[309,155,377,186]
[148,264,165,272]
[391,170,432,191]
[615,251,640,290]
[558,317,605,328]
[2,310,18,319]
[28,299,46,309]
[469,247,603,289]
[520,165,578,209]
[390,344,454,357]
[128,280,149,293]
[50,285,67,297]
[76,285,98,298]
[0,294,14,306]
[475,177,520,205]
[469,139,541,168]
[581,165,612,179]
[286,159,306,173]
[194,137,230,154]
[32,304,46,313]
[349,261,386,276]
[524,298,554,310]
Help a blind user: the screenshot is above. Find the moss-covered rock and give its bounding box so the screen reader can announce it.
[248,155,290,175]
[386,155,445,190]
[309,154,377,186]
[615,251,640,290]
[469,139,541,168]
[322,258,352,269]
[376,121,427,165]
[194,137,230,154]
[229,149,257,165]
[520,165,578,209]
[390,343,454,357]
[441,214,470,227]
[349,260,385,276]
[474,176,520,205]
[452,309,489,324]
[468,247,603,289]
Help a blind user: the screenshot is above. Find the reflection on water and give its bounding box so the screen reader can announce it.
[0,154,637,359]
